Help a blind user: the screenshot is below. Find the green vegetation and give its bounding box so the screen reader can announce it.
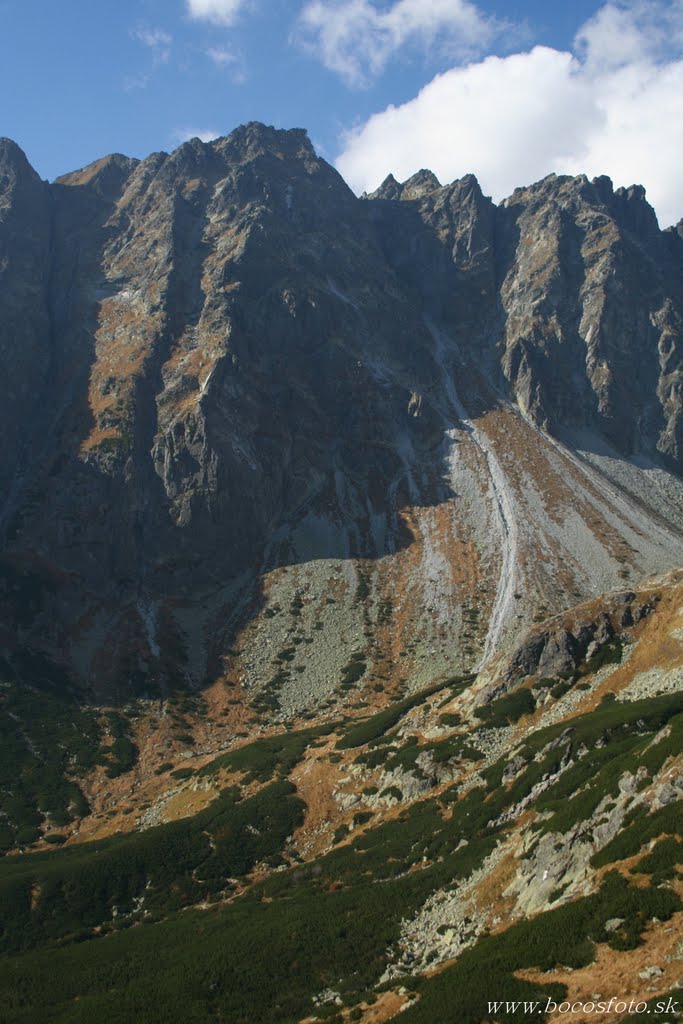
[0,791,496,1023]
[592,800,682,869]
[167,692,208,717]
[457,693,683,847]
[635,836,683,884]
[0,779,303,954]
[475,687,536,728]
[352,811,372,828]
[380,785,403,800]
[196,725,331,784]
[623,989,683,1023]
[276,646,296,662]
[104,713,137,778]
[337,677,473,750]
[0,598,678,1024]
[550,680,572,699]
[358,732,482,776]
[438,712,461,727]
[398,872,680,1023]
[251,668,289,714]
[532,701,683,838]
[430,737,482,764]
[355,571,370,603]
[0,684,103,851]
[89,430,132,457]
[339,652,367,689]
[376,597,393,624]
[584,634,623,674]
[0,719,507,1023]
[1,770,676,1024]
[0,680,679,1023]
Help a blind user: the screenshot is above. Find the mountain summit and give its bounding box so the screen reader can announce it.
[0,123,681,702]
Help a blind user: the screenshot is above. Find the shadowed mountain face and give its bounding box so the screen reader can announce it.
[0,122,682,700]
[369,167,683,459]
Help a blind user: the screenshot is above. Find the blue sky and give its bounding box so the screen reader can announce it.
[2,0,683,225]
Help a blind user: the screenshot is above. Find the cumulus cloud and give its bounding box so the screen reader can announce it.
[126,25,172,90]
[172,128,223,145]
[187,0,248,26]
[131,26,172,64]
[206,46,247,82]
[336,1,683,226]
[297,0,496,87]
[207,46,238,65]
[576,0,683,69]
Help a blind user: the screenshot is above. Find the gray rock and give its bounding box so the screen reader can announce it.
[655,782,680,807]
[1,125,683,702]
[639,966,663,980]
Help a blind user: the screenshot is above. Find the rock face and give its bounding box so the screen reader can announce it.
[370,169,683,462]
[0,123,682,700]
[498,176,683,464]
[0,140,51,502]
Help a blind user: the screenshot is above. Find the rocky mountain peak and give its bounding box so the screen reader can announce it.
[590,173,614,199]
[368,168,444,202]
[367,172,402,200]
[399,168,442,200]
[0,137,41,184]
[55,152,139,201]
[213,121,316,161]
[0,122,681,703]
[610,180,662,237]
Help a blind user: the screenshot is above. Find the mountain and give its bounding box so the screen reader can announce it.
[0,123,682,1023]
[1,122,682,703]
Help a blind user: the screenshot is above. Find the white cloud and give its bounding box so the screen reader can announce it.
[576,0,683,69]
[187,0,248,26]
[173,128,223,145]
[206,46,248,82]
[124,72,151,92]
[336,2,683,226]
[297,0,496,87]
[131,25,172,64]
[207,46,238,65]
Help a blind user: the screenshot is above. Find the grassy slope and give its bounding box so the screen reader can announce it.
[0,685,681,1023]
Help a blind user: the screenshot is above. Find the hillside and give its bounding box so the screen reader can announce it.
[1,572,682,1022]
[0,123,681,1023]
